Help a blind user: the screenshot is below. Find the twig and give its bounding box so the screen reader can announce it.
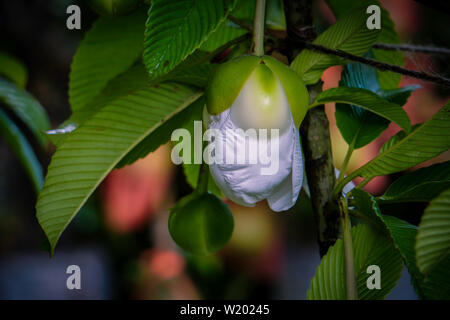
[229,15,282,40]
[229,15,450,87]
[298,40,450,87]
[285,0,340,257]
[373,43,450,55]
[208,33,250,62]
[228,16,253,33]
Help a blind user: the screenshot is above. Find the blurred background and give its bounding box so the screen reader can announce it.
[0,0,448,299]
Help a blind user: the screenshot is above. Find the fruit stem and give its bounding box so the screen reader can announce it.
[252,0,266,56]
[339,196,358,300]
[196,162,209,195]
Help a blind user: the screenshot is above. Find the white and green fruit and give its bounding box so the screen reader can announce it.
[206,55,309,129]
[205,55,307,212]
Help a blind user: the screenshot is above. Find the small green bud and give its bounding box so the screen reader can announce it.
[169,193,234,255]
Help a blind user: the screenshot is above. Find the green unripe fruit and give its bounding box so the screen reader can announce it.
[206,55,309,128]
[169,193,234,255]
[88,0,140,16]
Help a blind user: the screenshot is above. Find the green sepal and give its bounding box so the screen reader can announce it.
[230,62,292,132]
[262,56,309,127]
[206,55,260,115]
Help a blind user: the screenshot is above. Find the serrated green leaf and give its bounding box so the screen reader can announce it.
[325,0,404,89]
[164,63,215,88]
[230,0,286,30]
[335,60,418,149]
[380,161,450,203]
[335,62,390,149]
[353,223,403,300]
[352,188,450,299]
[0,77,49,146]
[0,108,43,193]
[351,189,424,297]
[71,56,210,130]
[382,215,424,298]
[230,0,254,21]
[416,188,450,275]
[0,52,28,88]
[36,83,202,255]
[421,255,450,300]
[377,129,406,155]
[307,223,403,300]
[291,7,381,85]
[266,0,286,30]
[314,87,411,133]
[348,102,450,180]
[308,234,345,299]
[72,64,150,127]
[116,94,206,168]
[49,60,212,148]
[48,64,150,147]
[200,20,247,52]
[372,13,403,90]
[378,85,420,106]
[351,189,386,230]
[378,124,421,155]
[69,8,146,112]
[143,0,235,79]
[115,62,215,168]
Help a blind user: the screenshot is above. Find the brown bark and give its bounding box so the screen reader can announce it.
[284,0,340,256]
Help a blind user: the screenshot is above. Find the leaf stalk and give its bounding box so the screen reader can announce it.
[196,161,210,195]
[339,196,358,300]
[336,137,356,185]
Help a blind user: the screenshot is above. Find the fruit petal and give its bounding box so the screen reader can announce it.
[266,127,303,211]
[208,108,302,212]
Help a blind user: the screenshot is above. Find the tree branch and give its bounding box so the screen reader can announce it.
[228,16,253,33]
[284,0,340,257]
[228,15,450,87]
[297,40,450,87]
[373,43,450,55]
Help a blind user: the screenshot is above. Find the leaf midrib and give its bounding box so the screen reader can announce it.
[38,89,203,254]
